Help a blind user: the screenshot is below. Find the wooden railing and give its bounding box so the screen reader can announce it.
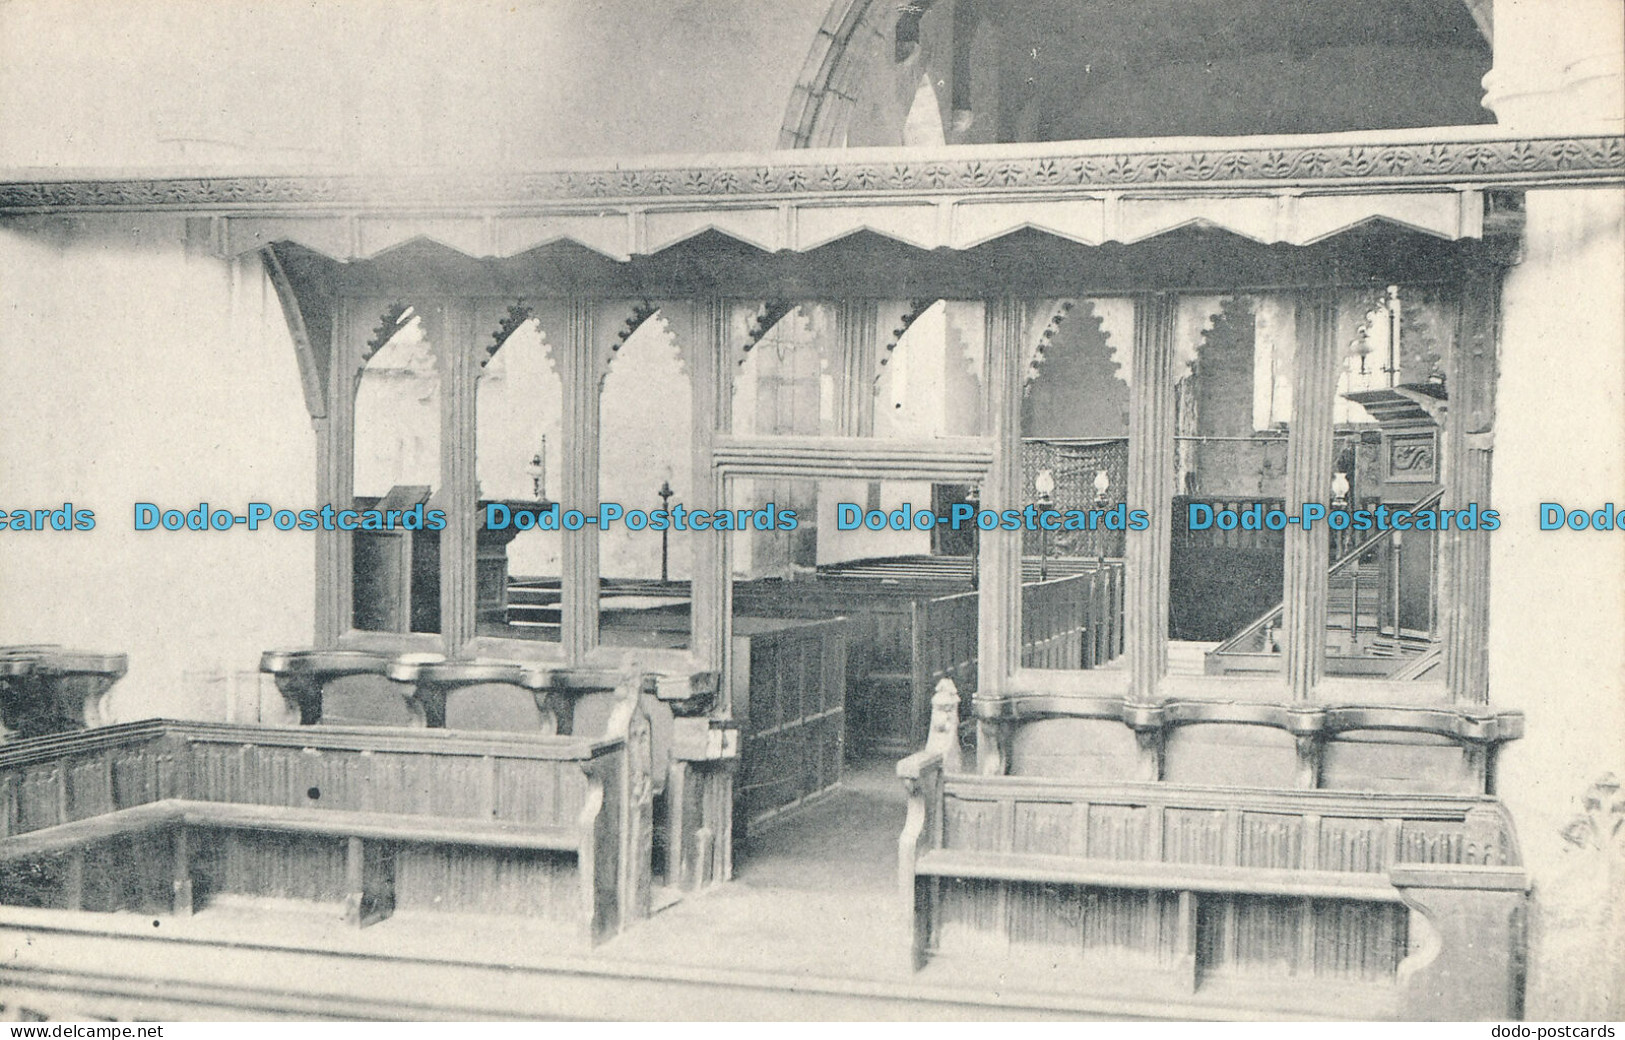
[733,617,847,830]
[1021,567,1123,670]
[1206,489,1446,676]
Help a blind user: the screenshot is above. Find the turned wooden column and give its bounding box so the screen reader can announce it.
[559,299,600,663]
[424,299,479,656]
[1443,266,1502,705]
[1283,292,1341,700]
[1125,293,1176,703]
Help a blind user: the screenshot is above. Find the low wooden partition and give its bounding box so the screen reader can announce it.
[732,617,847,830]
[898,689,1529,1020]
[736,565,1121,758]
[0,715,648,944]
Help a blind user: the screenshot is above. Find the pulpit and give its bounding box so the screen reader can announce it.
[1344,384,1446,641]
[351,485,552,633]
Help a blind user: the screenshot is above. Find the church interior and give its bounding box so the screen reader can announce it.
[0,0,1621,1021]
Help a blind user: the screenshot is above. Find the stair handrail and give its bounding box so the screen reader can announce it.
[1208,487,1446,658]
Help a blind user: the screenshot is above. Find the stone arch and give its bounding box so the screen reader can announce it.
[779,0,958,149]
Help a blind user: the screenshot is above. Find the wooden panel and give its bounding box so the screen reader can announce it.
[907,769,1522,1008]
[319,674,421,727]
[1162,724,1299,788]
[1163,809,1227,866]
[205,830,350,903]
[1008,717,1139,780]
[0,718,634,943]
[393,846,579,920]
[735,619,845,828]
[444,683,547,732]
[1317,817,1390,873]
[1321,731,1477,794]
[1236,813,1304,870]
[1086,804,1151,861]
[1310,900,1407,981]
[943,796,1004,853]
[493,759,587,828]
[1011,801,1074,856]
[78,831,174,914]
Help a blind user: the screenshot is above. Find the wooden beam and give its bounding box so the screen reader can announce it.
[259,244,328,421]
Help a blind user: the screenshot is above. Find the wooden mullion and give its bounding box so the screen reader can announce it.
[426,298,480,656]
[560,298,600,663]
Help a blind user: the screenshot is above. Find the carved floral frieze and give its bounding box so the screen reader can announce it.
[1,135,1620,213]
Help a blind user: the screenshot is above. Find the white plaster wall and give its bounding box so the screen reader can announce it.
[1491,185,1625,1018]
[816,480,933,565]
[1481,0,1625,1014]
[0,0,834,170]
[0,215,316,721]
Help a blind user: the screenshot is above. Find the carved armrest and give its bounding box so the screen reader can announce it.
[1,646,128,736]
[260,649,397,724]
[897,750,945,862]
[898,747,945,970]
[896,748,944,784]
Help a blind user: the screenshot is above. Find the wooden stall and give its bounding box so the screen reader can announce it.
[898,692,1530,1020]
[0,716,649,944]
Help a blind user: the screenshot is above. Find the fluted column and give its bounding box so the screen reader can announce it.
[559,299,599,663]
[1125,294,1175,703]
[1282,293,1340,701]
[315,299,359,646]
[1441,267,1501,704]
[978,297,1023,708]
[426,299,479,656]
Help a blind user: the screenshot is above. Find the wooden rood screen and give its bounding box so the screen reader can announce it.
[0,717,650,944]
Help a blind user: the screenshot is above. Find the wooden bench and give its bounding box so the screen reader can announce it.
[0,716,650,945]
[898,686,1530,1020]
